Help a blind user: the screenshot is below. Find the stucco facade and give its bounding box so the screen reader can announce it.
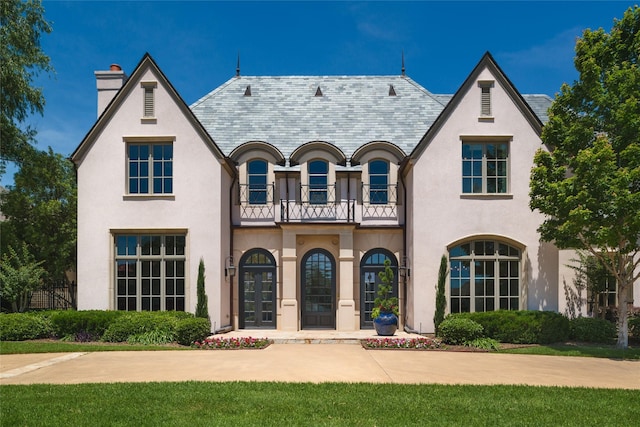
[73,53,637,333]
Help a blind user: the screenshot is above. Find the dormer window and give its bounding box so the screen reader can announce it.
[478,80,494,117]
[141,81,157,119]
[308,160,328,204]
[369,160,389,204]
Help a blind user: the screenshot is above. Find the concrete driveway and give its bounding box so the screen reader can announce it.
[2,343,638,388]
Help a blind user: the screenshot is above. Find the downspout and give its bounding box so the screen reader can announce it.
[218,159,237,334]
[399,163,416,334]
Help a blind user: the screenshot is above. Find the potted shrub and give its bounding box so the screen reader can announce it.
[372,259,399,336]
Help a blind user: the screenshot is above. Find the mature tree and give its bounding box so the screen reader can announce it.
[0,148,77,293]
[530,6,640,348]
[0,242,46,312]
[0,0,52,173]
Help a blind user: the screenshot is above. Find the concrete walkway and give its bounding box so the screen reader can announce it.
[1,331,638,388]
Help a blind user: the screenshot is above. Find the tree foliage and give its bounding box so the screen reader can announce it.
[195,258,209,319]
[433,255,448,335]
[529,6,640,348]
[0,0,52,171]
[0,242,46,312]
[0,148,77,290]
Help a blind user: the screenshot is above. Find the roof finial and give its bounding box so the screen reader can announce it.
[401,50,405,76]
[236,52,240,77]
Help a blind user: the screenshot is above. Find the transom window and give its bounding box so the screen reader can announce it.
[308,160,328,204]
[449,240,520,313]
[128,143,173,194]
[115,234,186,311]
[248,159,268,205]
[369,160,389,204]
[462,142,508,194]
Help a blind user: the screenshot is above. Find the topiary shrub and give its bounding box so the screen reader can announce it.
[569,317,616,343]
[0,312,52,341]
[48,310,124,341]
[175,317,211,346]
[437,317,484,345]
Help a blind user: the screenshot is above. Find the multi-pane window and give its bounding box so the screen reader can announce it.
[248,159,268,204]
[308,160,328,204]
[115,234,186,311]
[369,160,389,204]
[450,240,520,313]
[128,143,173,194]
[462,142,508,194]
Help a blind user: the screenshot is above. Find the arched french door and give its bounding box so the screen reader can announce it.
[301,249,336,329]
[239,249,277,329]
[360,249,398,329]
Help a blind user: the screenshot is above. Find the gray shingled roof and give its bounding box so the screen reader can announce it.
[190,76,552,160]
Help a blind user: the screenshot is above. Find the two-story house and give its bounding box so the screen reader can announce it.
[71,52,637,334]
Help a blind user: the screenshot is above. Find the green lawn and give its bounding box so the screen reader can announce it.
[1,382,638,426]
[499,343,640,360]
[0,340,190,354]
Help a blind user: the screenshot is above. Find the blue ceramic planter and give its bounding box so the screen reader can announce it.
[374,311,398,336]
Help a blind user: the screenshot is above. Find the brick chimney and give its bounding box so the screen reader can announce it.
[94,64,127,117]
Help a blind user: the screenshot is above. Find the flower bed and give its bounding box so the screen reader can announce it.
[192,336,271,349]
[362,337,443,350]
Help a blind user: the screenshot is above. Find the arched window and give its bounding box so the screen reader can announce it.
[248,159,268,205]
[449,240,520,313]
[308,160,328,204]
[369,160,389,204]
[360,249,398,328]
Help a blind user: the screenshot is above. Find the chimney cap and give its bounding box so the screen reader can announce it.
[110,64,122,71]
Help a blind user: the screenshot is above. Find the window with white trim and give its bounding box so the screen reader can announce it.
[462,142,508,194]
[115,234,186,311]
[128,143,173,194]
[450,240,520,313]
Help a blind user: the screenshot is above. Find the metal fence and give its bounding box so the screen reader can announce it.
[29,280,77,310]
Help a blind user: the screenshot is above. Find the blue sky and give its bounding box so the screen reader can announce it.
[3,1,636,186]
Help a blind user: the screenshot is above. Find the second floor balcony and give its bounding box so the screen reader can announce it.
[237,183,400,224]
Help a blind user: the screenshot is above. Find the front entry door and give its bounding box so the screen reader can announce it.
[301,249,336,329]
[240,249,277,329]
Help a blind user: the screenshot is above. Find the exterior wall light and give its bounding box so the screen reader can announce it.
[225,256,236,278]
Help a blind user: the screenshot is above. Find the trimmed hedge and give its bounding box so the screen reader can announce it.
[47,310,125,340]
[0,313,52,341]
[630,316,639,338]
[1,310,211,346]
[437,317,484,345]
[449,311,570,344]
[569,317,616,344]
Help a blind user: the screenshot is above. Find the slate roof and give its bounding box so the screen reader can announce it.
[190,75,552,161]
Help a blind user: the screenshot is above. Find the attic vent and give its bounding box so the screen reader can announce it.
[315,86,323,97]
[478,80,494,117]
[244,85,252,96]
[389,85,397,96]
[141,81,158,118]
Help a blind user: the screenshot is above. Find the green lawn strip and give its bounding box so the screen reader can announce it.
[498,344,640,360]
[1,382,637,426]
[0,341,191,354]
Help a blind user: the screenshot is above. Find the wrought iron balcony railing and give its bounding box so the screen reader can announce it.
[238,183,275,220]
[280,183,355,222]
[361,183,398,219]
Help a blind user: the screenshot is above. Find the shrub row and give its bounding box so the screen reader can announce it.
[438,311,623,345]
[446,310,570,344]
[0,311,211,346]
